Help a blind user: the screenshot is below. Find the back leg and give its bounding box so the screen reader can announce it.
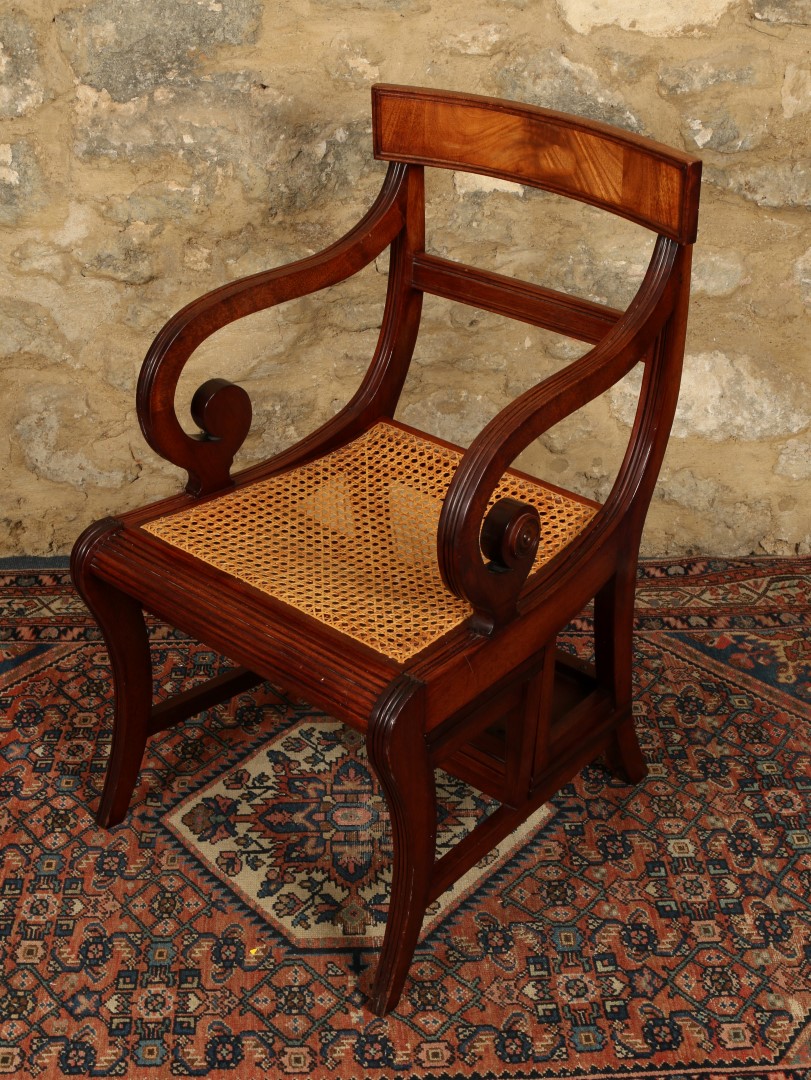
[72,521,153,827]
[594,564,648,785]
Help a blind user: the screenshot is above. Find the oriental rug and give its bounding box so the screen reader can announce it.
[0,557,809,1079]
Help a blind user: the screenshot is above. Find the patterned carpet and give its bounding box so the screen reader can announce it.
[0,557,809,1079]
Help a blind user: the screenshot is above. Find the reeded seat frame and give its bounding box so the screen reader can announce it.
[72,85,701,1015]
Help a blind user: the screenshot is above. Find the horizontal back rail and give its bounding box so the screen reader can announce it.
[373,85,701,243]
[412,253,621,344]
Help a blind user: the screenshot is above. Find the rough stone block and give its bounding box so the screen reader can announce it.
[752,0,811,27]
[556,0,735,35]
[707,161,811,208]
[683,110,765,153]
[691,250,747,296]
[498,50,644,133]
[658,55,759,96]
[782,63,811,118]
[0,13,48,117]
[610,351,810,441]
[775,437,811,479]
[0,140,43,224]
[794,247,811,304]
[56,0,262,101]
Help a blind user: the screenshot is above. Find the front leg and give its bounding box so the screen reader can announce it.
[71,520,153,827]
[365,675,436,1015]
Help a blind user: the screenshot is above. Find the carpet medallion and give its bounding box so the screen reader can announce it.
[167,720,549,949]
[0,558,809,1078]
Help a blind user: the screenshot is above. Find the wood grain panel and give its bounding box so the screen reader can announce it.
[373,84,701,242]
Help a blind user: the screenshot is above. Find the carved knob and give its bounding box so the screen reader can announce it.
[190,378,252,443]
[480,497,541,572]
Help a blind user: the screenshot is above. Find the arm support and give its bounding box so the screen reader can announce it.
[137,162,409,495]
[437,235,684,630]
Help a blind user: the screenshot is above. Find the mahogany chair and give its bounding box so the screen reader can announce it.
[72,85,701,1015]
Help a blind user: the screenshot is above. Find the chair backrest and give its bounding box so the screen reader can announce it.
[372,84,701,243]
[368,85,702,624]
[135,83,701,533]
[370,84,701,357]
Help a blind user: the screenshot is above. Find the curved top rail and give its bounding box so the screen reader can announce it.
[372,84,701,243]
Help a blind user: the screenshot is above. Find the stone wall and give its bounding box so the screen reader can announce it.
[1,0,809,557]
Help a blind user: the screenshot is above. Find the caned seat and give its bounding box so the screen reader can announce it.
[142,421,598,663]
[72,85,701,1015]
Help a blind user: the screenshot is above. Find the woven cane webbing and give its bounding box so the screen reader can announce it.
[142,422,597,662]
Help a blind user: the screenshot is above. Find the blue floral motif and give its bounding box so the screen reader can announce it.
[494,1026,533,1063]
[78,929,112,969]
[596,829,633,861]
[58,1038,96,1076]
[642,1014,684,1052]
[621,920,658,958]
[354,1031,396,1069]
[204,1030,245,1070]
[476,914,515,957]
[212,932,246,970]
[753,906,792,946]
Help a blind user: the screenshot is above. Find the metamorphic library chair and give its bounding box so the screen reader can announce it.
[72,85,701,1015]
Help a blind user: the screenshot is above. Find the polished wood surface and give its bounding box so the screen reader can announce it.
[372,84,701,242]
[72,84,701,1016]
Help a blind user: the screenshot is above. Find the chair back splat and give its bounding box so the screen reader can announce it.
[72,85,701,1016]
